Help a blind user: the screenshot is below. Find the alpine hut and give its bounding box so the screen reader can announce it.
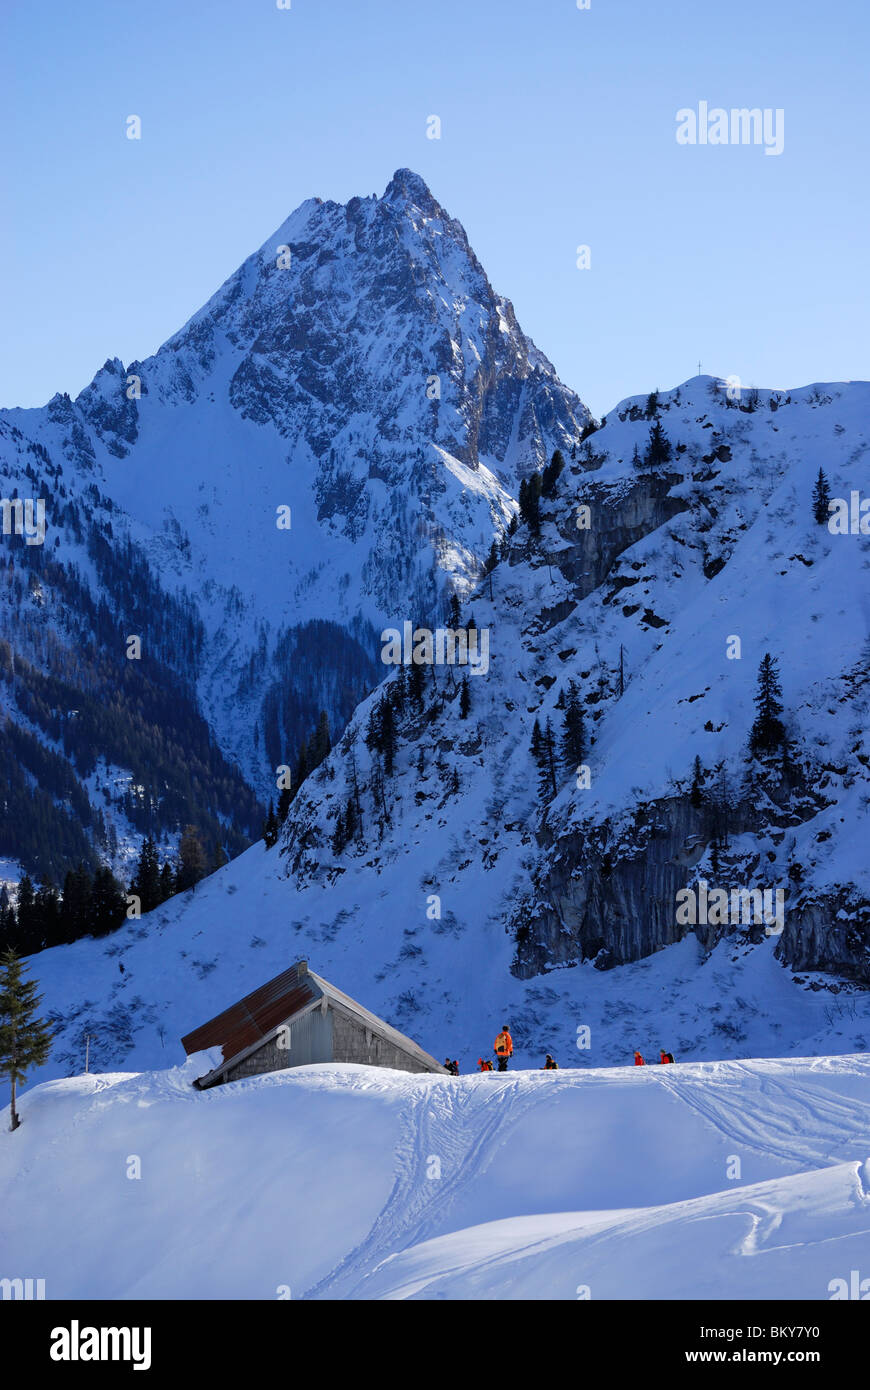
[181,959,447,1088]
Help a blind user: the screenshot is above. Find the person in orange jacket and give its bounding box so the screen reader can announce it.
[477,1057,493,1072]
[494,1025,513,1071]
[634,1050,645,1066]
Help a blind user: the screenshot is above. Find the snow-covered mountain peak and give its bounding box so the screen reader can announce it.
[1,170,588,796]
[382,166,442,212]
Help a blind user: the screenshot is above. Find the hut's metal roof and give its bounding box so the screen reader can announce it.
[180,960,319,1064]
[181,960,447,1080]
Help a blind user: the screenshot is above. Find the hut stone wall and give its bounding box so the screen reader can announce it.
[332,1008,434,1073]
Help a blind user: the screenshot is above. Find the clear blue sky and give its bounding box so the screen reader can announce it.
[2,0,868,418]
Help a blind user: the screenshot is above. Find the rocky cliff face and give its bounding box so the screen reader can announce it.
[520,758,870,986]
[276,376,870,997]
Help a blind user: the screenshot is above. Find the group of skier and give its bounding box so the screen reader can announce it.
[443,1026,559,1075]
[444,1029,677,1074]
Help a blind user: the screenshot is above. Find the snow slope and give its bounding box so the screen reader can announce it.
[2,1055,868,1300]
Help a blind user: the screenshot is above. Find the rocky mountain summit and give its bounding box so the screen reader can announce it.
[0,170,587,879]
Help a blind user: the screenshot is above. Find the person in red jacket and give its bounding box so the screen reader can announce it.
[660,1050,674,1064]
[494,1025,513,1071]
[634,1050,645,1066]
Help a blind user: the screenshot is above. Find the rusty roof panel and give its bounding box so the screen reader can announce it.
[181,962,319,1063]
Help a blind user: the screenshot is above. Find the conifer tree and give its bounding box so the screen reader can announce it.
[159,861,175,902]
[177,824,209,887]
[541,449,565,497]
[348,753,363,835]
[561,681,585,770]
[392,663,407,714]
[710,830,722,876]
[812,467,832,525]
[34,880,60,950]
[530,717,544,766]
[749,653,786,755]
[448,593,461,629]
[262,802,279,850]
[277,786,292,822]
[14,875,38,954]
[309,711,331,770]
[61,864,93,943]
[0,887,16,954]
[344,794,357,844]
[132,834,161,914]
[365,703,381,754]
[0,949,53,1131]
[712,761,732,850]
[537,719,559,801]
[331,810,346,855]
[90,866,126,937]
[379,698,397,776]
[211,842,228,873]
[644,419,672,469]
[690,754,704,808]
[484,541,498,599]
[459,676,471,719]
[409,659,425,709]
[521,472,543,532]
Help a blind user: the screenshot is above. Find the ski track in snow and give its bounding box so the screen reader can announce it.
[304,1058,870,1299]
[648,1059,870,1169]
[305,1073,544,1298]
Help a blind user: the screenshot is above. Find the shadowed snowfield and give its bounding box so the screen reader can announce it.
[2,1054,869,1300]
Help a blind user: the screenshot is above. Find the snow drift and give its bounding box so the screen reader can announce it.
[2,1054,869,1300]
